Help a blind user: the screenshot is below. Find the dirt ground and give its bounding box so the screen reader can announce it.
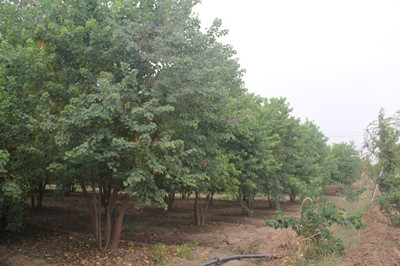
[1,189,400,265]
[344,204,400,265]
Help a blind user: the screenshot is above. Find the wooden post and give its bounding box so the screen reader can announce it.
[371,168,383,203]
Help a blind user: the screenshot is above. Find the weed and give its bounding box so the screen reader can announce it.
[248,242,259,253]
[152,243,167,263]
[267,197,366,263]
[176,241,198,260]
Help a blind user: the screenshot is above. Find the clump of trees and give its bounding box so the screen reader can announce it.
[0,0,362,249]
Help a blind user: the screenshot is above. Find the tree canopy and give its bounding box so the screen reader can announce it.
[0,0,362,248]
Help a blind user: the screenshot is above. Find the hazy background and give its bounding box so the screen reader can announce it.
[194,0,400,149]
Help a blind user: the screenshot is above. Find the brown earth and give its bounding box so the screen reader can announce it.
[0,192,296,266]
[0,188,400,265]
[344,204,400,265]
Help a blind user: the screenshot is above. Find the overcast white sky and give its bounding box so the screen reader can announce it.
[193,0,400,149]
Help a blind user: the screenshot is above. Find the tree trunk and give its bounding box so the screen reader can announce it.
[194,192,211,226]
[109,194,129,249]
[164,192,175,212]
[194,191,201,226]
[81,177,129,250]
[103,183,118,249]
[31,179,47,209]
[200,195,210,225]
[289,189,296,202]
[267,193,272,208]
[241,195,254,216]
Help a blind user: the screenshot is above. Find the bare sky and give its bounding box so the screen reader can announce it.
[194,0,400,148]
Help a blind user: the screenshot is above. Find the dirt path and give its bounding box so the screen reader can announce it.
[344,204,400,265]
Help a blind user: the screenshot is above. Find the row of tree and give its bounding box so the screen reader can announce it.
[0,0,361,249]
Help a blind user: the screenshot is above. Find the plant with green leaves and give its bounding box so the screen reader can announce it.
[147,14,245,224]
[259,98,303,205]
[1,0,247,247]
[225,94,278,215]
[364,109,400,226]
[330,142,362,185]
[267,197,366,260]
[0,149,25,233]
[0,2,58,209]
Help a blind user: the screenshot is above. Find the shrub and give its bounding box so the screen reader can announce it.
[266,198,365,261]
[0,150,25,233]
[377,173,400,226]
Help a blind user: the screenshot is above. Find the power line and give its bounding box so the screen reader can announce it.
[328,134,364,138]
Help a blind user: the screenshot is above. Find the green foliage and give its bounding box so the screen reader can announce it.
[0,149,25,233]
[364,109,400,175]
[338,186,367,202]
[364,109,400,226]
[0,0,351,247]
[377,173,400,226]
[266,198,366,258]
[378,190,400,226]
[330,142,362,185]
[0,180,25,233]
[152,243,167,263]
[151,241,198,263]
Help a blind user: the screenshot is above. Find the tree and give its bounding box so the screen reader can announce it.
[260,98,302,205]
[260,99,332,204]
[364,108,400,225]
[330,142,362,185]
[364,108,400,175]
[145,14,245,224]
[224,95,278,215]
[1,0,246,246]
[0,2,57,209]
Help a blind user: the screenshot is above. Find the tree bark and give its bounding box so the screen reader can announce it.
[164,192,175,212]
[200,195,210,225]
[194,192,211,226]
[104,183,118,248]
[109,194,129,249]
[82,177,129,250]
[194,191,201,226]
[289,189,296,202]
[31,179,47,209]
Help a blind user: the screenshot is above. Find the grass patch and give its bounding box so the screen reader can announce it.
[151,241,199,264]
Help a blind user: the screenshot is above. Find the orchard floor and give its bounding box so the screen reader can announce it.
[1,188,400,265]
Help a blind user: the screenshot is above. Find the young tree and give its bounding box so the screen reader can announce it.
[364,108,400,175]
[364,108,400,225]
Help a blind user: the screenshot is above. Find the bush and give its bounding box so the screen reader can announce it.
[0,180,25,233]
[378,191,400,226]
[266,198,365,260]
[377,174,400,226]
[0,150,25,233]
[338,185,367,202]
